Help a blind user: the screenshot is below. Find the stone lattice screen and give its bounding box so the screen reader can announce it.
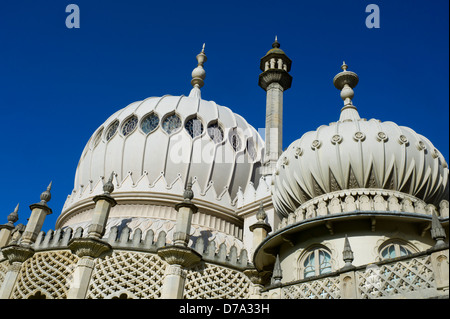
[282,275,341,299]
[0,260,9,287]
[356,254,436,298]
[86,250,167,299]
[11,250,79,299]
[184,262,253,299]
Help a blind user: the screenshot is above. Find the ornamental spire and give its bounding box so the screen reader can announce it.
[189,44,207,99]
[333,61,360,122]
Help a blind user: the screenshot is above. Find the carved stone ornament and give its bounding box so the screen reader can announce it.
[68,237,112,258]
[353,131,366,141]
[311,139,321,150]
[1,244,35,264]
[331,134,343,144]
[398,134,408,145]
[416,140,426,151]
[243,267,271,286]
[157,245,202,268]
[294,146,303,157]
[376,131,388,142]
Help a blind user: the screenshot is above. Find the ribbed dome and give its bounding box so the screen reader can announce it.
[272,64,449,217]
[272,116,449,217]
[60,94,264,223]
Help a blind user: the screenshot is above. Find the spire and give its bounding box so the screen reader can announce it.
[103,172,115,195]
[333,61,360,122]
[431,211,446,248]
[183,177,194,203]
[342,234,355,270]
[189,44,207,99]
[39,181,52,205]
[6,204,19,227]
[271,254,283,285]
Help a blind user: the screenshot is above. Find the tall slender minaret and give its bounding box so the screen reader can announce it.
[259,37,292,175]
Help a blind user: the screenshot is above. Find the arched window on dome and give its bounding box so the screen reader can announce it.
[106,120,119,141]
[121,115,138,137]
[379,239,415,260]
[229,128,242,152]
[299,246,333,279]
[207,122,224,143]
[162,113,182,135]
[185,116,204,138]
[247,139,257,160]
[141,113,159,134]
[91,127,104,148]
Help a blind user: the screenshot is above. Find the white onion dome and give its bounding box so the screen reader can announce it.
[58,46,264,228]
[272,63,449,217]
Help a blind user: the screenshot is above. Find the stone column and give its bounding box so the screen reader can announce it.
[87,173,117,239]
[157,179,202,299]
[249,202,272,253]
[66,173,115,299]
[429,212,449,292]
[0,244,35,299]
[0,204,19,248]
[258,38,292,175]
[21,183,53,247]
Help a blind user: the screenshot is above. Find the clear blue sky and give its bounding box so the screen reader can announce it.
[0,0,448,232]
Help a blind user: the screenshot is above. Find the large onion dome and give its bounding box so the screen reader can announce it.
[57,46,264,229]
[272,63,449,217]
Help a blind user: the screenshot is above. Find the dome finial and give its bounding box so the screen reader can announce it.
[189,44,208,99]
[333,62,360,121]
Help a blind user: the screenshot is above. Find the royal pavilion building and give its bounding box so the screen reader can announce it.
[0,39,448,299]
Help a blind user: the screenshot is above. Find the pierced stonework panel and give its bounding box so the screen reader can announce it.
[0,260,8,287]
[87,251,167,299]
[282,275,341,299]
[11,251,79,299]
[356,255,435,299]
[184,262,252,299]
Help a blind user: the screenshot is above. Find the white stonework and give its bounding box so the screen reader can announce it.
[0,42,448,300]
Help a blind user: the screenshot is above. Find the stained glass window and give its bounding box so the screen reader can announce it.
[106,121,119,141]
[141,113,159,134]
[185,117,204,138]
[380,243,412,259]
[303,248,332,278]
[162,114,182,134]
[92,128,104,147]
[247,139,256,160]
[207,122,224,143]
[122,115,138,136]
[229,129,241,151]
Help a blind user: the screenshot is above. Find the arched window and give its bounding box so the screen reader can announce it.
[141,113,159,134]
[379,241,413,260]
[185,117,204,138]
[162,114,182,135]
[121,115,138,137]
[301,247,332,279]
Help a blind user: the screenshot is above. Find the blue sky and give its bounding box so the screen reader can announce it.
[0,0,448,232]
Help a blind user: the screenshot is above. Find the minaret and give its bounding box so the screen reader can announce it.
[259,37,292,175]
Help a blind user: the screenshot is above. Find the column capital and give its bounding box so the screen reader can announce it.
[1,244,35,264]
[68,237,112,258]
[157,245,202,268]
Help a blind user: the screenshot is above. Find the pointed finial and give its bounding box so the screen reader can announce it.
[6,203,19,227]
[183,177,194,202]
[189,44,208,98]
[333,62,360,121]
[431,211,446,248]
[342,234,355,269]
[271,254,283,285]
[39,181,52,204]
[256,202,267,222]
[103,172,115,195]
[272,36,280,48]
